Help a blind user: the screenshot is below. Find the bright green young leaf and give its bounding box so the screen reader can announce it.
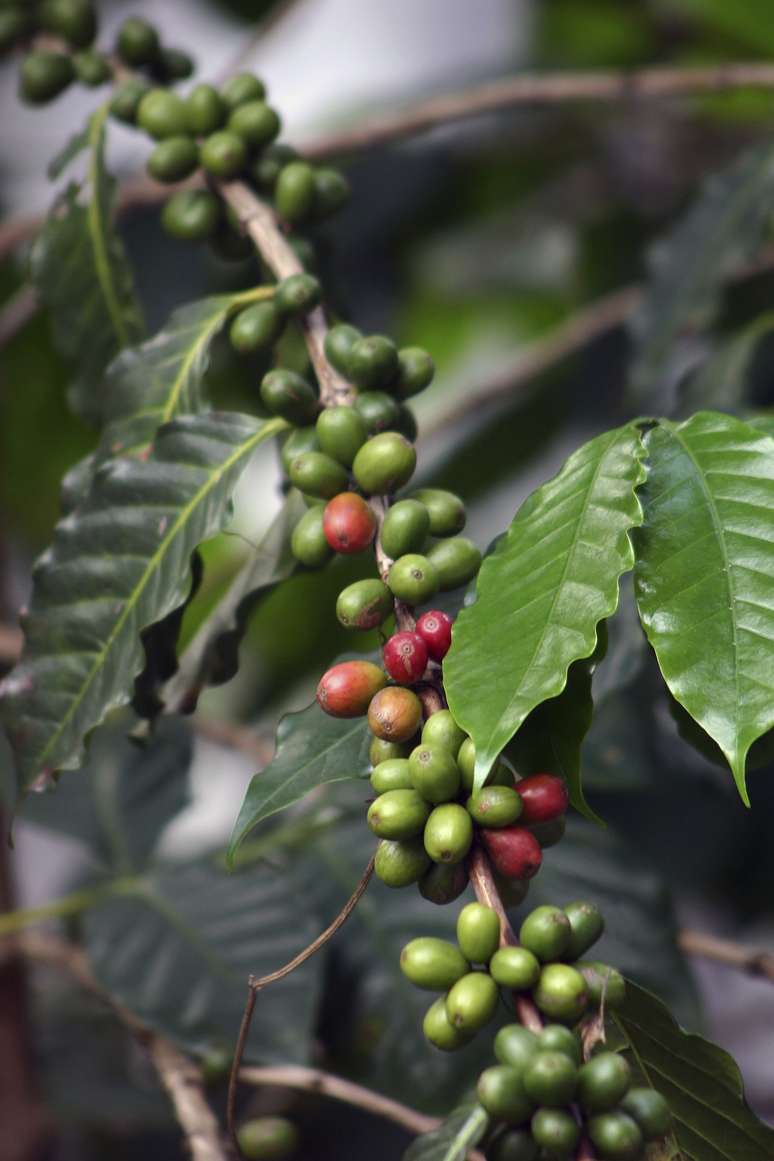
[614,982,774,1160]
[403,1103,488,1161]
[31,104,144,425]
[1,412,286,793]
[634,411,774,802]
[445,423,646,790]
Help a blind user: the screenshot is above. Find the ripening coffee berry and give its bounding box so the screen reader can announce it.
[370,758,412,793]
[312,166,351,217]
[423,803,473,864]
[489,1129,538,1161]
[576,962,626,1010]
[519,906,572,962]
[387,554,438,605]
[230,301,282,353]
[445,971,499,1032]
[421,709,466,756]
[354,391,400,434]
[157,47,195,81]
[383,632,428,684]
[228,100,280,147]
[367,789,430,841]
[324,323,361,375]
[516,773,569,823]
[367,686,423,743]
[20,52,74,104]
[290,505,332,568]
[394,347,434,399]
[538,1025,582,1064]
[415,610,453,662]
[110,78,152,124]
[489,947,540,990]
[353,432,416,495]
[316,406,367,467]
[380,500,430,559]
[73,51,112,86]
[374,837,430,887]
[369,736,412,765]
[281,426,319,472]
[467,785,523,828]
[116,17,160,65]
[237,1116,299,1160]
[336,578,393,630]
[185,84,226,134]
[289,452,348,500]
[522,1051,578,1106]
[399,937,469,990]
[426,537,482,591]
[423,996,473,1052]
[587,1112,643,1160]
[316,660,386,717]
[146,137,199,183]
[161,190,222,241]
[418,861,468,906]
[482,826,542,880]
[221,72,266,109]
[620,1088,671,1139]
[322,493,377,554]
[262,370,318,426]
[477,1066,534,1125]
[40,0,96,47]
[276,160,316,222]
[410,488,466,536]
[564,900,604,959]
[138,89,188,140]
[456,903,500,964]
[274,273,321,316]
[534,964,589,1023]
[494,1024,539,1070]
[531,1108,579,1155]
[200,130,247,177]
[348,335,399,390]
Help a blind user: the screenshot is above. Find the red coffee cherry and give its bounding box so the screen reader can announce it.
[516,773,569,824]
[322,492,377,554]
[482,826,543,880]
[368,686,423,742]
[415,609,453,662]
[383,631,428,684]
[317,660,386,718]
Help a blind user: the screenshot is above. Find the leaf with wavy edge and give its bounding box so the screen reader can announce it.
[0,412,286,793]
[445,423,646,791]
[634,411,774,803]
[403,1103,488,1161]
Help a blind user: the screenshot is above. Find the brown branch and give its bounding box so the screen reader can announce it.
[678,929,774,982]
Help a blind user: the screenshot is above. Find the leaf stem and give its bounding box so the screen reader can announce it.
[0,876,137,936]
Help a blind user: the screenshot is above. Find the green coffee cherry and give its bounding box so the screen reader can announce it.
[408,744,460,804]
[281,428,319,473]
[418,861,468,906]
[110,78,152,124]
[352,432,416,494]
[387,554,438,604]
[576,961,626,1009]
[395,347,434,399]
[489,1129,538,1161]
[276,161,316,222]
[374,837,430,887]
[530,1108,579,1155]
[367,789,430,841]
[400,937,469,990]
[494,1024,540,1070]
[290,506,331,568]
[138,89,188,140]
[228,100,280,147]
[410,488,466,536]
[73,51,111,86]
[288,452,348,499]
[457,738,476,789]
[456,903,500,963]
[221,72,266,109]
[354,391,400,434]
[274,273,321,316]
[200,130,247,177]
[427,537,482,591]
[577,1053,631,1114]
[157,48,195,81]
[587,1112,643,1160]
[20,52,74,104]
[229,301,282,354]
[468,785,523,828]
[250,143,297,189]
[185,84,226,135]
[369,736,411,765]
[336,579,393,630]
[489,947,540,990]
[534,963,588,1023]
[620,1088,671,1139]
[312,167,350,218]
[316,406,367,467]
[522,1051,578,1106]
[423,996,473,1052]
[146,137,199,183]
[348,335,399,390]
[424,803,473,864]
[116,17,160,65]
[381,500,430,559]
[519,906,572,962]
[162,190,222,241]
[564,900,604,959]
[324,323,361,375]
[538,1024,582,1065]
[370,758,413,793]
[421,711,465,757]
[261,370,318,425]
[40,0,96,46]
[237,1115,298,1160]
[477,1066,534,1124]
[445,971,498,1032]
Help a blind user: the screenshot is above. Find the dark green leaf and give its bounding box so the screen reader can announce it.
[678,311,774,419]
[614,982,774,1160]
[31,104,144,425]
[445,423,646,790]
[132,552,204,721]
[1,412,286,793]
[634,411,774,802]
[403,1103,488,1161]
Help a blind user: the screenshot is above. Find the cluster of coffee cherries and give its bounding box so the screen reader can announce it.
[236,1116,298,1161]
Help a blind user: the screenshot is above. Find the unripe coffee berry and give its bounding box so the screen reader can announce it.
[564,900,604,959]
[322,493,376,554]
[147,137,200,183]
[426,536,482,591]
[522,1051,578,1106]
[185,83,226,134]
[587,1112,643,1160]
[400,937,469,990]
[20,52,74,104]
[374,837,429,887]
[324,323,361,375]
[383,632,428,684]
[490,1130,538,1161]
[138,89,188,140]
[489,947,540,990]
[368,686,423,743]
[110,78,152,124]
[369,736,411,765]
[230,301,282,354]
[116,17,160,66]
[423,803,473,864]
[418,861,468,906]
[445,971,499,1032]
[531,1109,579,1155]
[348,335,399,390]
[276,160,315,222]
[516,773,569,823]
[274,273,321,316]
[576,962,626,1010]
[410,488,466,536]
[354,391,400,434]
[482,826,542,880]
[312,167,351,217]
[494,1024,539,1070]
[395,347,434,399]
[468,785,523,828]
[620,1088,671,1139]
[289,452,348,500]
[534,964,589,1023]
[415,609,453,662]
[367,789,430,841]
[353,432,416,495]
[221,72,266,109]
[387,554,438,605]
[538,1025,582,1064]
[380,500,430,559]
[423,996,473,1052]
[162,190,221,241]
[261,369,318,425]
[290,506,332,568]
[236,1116,298,1160]
[477,1066,534,1125]
[281,427,320,472]
[316,406,367,467]
[316,660,386,717]
[519,906,572,962]
[40,0,96,48]
[370,758,412,793]
[228,100,280,147]
[456,903,500,964]
[336,578,393,630]
[421,709,466,756]
[73,51,112,87]
[201,130,247,177]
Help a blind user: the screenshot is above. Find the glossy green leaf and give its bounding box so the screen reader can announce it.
[403,1103,488,1161]
[31,104,144,425]
[613,982,774,1160]
[628,141,774,411]
[1,412,286,793]
[445,423,646,790]
[678,312,774,419]
[634,411,774,802]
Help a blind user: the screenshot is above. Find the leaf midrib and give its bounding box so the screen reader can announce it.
[87,104,133,349]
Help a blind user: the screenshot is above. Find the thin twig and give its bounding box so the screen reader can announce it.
[678,929,774,982]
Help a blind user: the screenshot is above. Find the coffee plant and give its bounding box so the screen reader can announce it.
[1,3,774,1160]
